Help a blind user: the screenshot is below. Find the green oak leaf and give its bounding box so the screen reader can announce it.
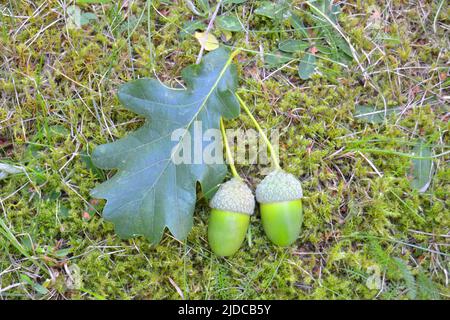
[91,48,240,244]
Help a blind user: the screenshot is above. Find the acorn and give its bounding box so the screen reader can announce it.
[256,170,303,247]
[208,178,255,257]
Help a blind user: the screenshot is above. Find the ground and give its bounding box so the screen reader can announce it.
[0,0,449,299]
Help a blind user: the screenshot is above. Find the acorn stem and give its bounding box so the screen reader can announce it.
[220,117,241,180]
[236,93,281,170]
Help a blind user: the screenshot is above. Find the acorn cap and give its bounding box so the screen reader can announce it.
[210,178,255,215]
[255,169,303,204]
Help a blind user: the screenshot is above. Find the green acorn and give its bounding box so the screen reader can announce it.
[208,178,255,257]
[256,170,303,247]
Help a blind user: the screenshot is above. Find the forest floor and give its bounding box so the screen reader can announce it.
[0,0,449,299]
